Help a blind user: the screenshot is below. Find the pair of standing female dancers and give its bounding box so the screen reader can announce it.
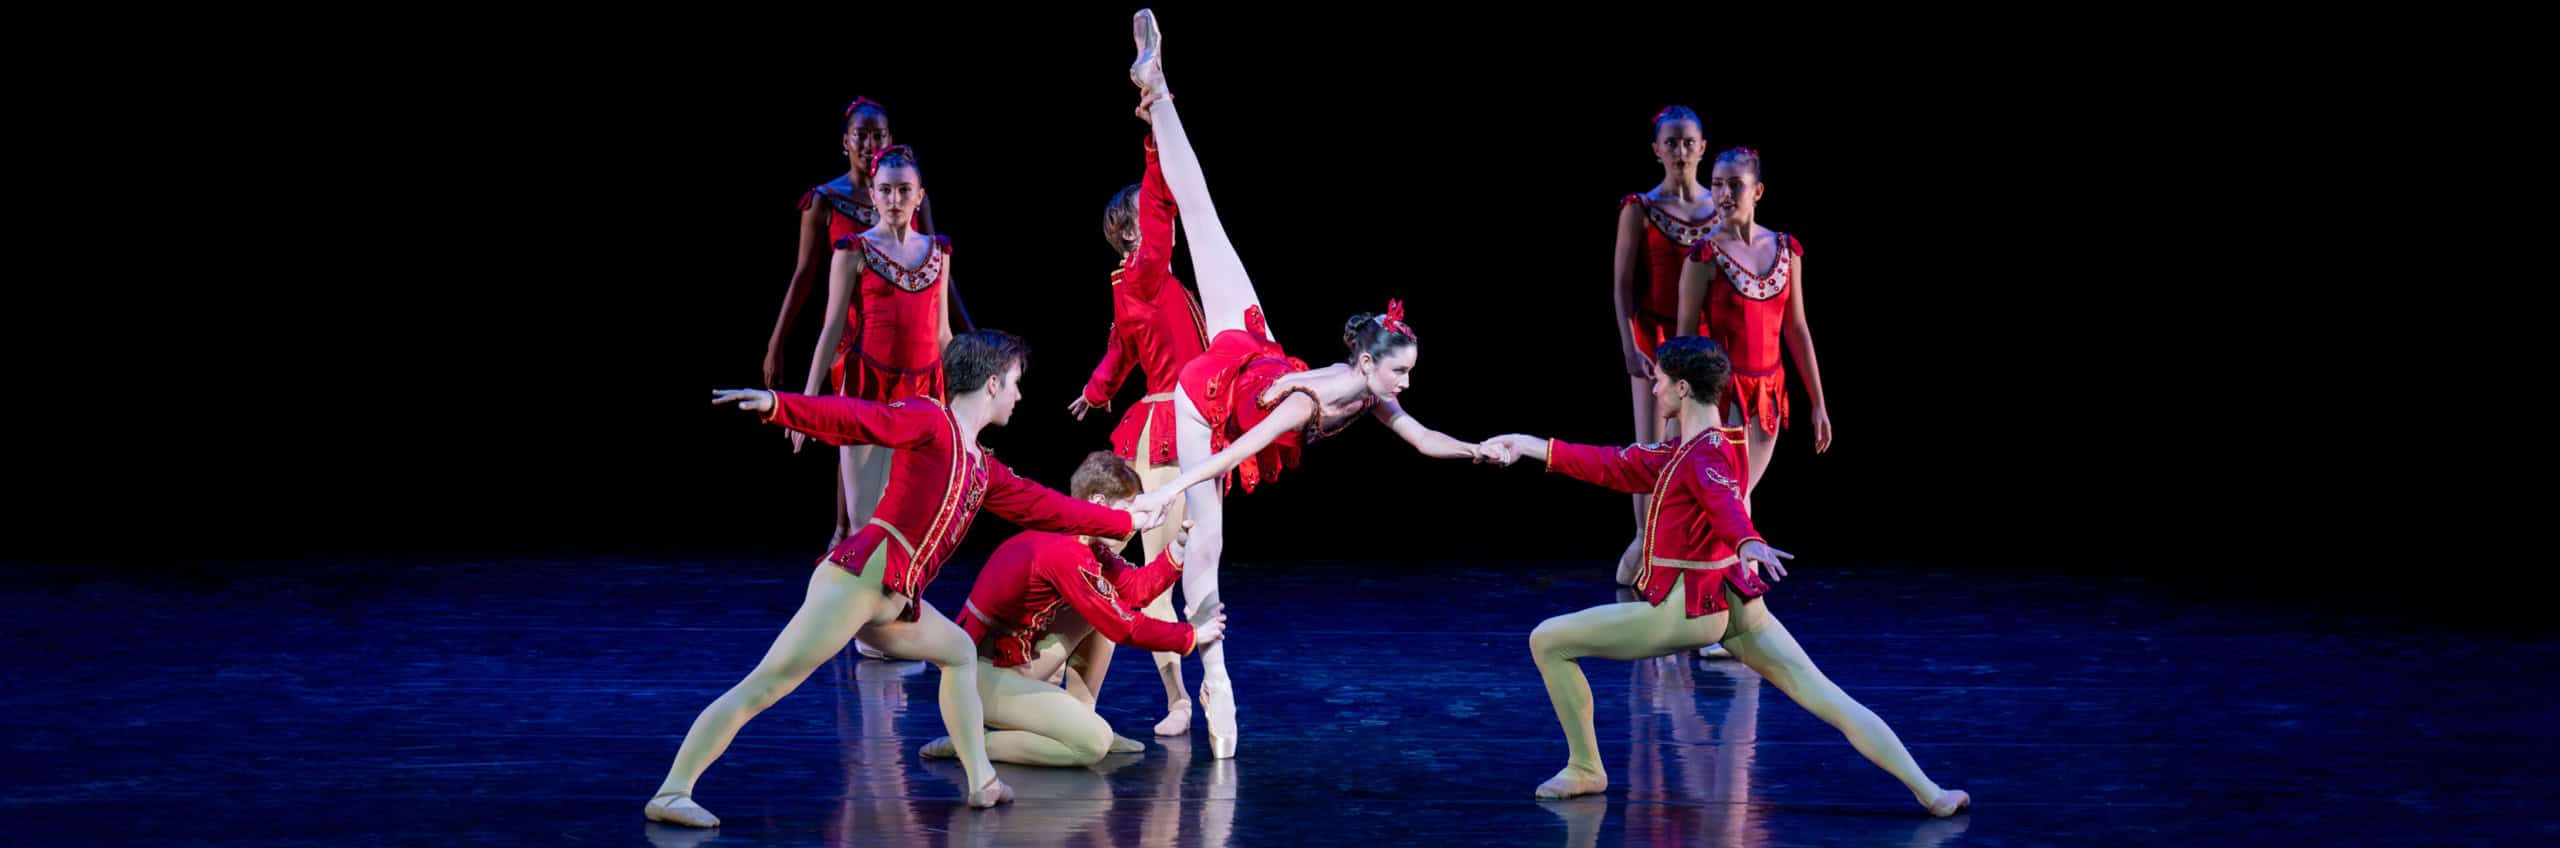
[650,8,1967,827]
[1612,105,1834,590]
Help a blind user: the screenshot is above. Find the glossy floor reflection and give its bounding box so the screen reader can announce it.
[6,557,2554,845]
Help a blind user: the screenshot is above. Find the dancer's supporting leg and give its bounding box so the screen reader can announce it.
[1135,427,1192,736]
[1171,391,1236,758]
[1140,10,1247,759]
[844,443,897,659]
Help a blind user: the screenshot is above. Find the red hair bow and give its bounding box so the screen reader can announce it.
[1380,299,1414,337]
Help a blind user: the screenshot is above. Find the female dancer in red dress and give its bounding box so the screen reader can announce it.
[919,452,1229,767]
[760,99,974,549]
[1063,126,1213,738]
[791,145,959,661]
[1610,105,1715,585]
[648,332,1168,827]
[1677,146,1832,508]
[1478,336,1967,817]
[1117,9,1491,759]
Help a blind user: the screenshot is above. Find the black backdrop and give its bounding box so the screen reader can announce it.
[24,7,2454,621]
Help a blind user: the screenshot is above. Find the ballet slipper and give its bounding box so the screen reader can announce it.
[1199,676,1238,759]
[644,792,720,828]
[1533,765,1609,800]
[1925,788,1972,818]
[967,775,1015,808]
[1130,9,1169,98]
[1153,698,1192,737]
[920,736,958,759]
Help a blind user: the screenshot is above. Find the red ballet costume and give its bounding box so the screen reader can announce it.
[1175,306,1371,496]
[958,530,1198,669]
[1621,194,1717,357]
[761,393,1135,621]
[1546,426,1770,616]
[1685,234,1802,436]
[1082,136,1209,468]
[829,233,951,403]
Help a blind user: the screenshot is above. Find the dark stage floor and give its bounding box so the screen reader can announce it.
[8,556,2553,846]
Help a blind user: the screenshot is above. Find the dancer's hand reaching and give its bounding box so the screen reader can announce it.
[1191,603,1227,648]
[712,388,777,414]
[1068,395,1095,421]
[1479,434,1543,466]
[1128,503,1170,532]
[1128,487,1177,518]
[1738,540,1794,582]
[1472,441,1514,466]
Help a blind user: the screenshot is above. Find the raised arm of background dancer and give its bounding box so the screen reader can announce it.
[1544,438,1674,494]
[1125,135,1181,301]
[1062,544,1197,655]
[1613,201,1652,378]
[1369,399,1479,460]
[763,200,831,387]
[1155,391,1317,500]
[804,250,861,398]
[1780,249,1830,452]
[982,457,1144,539]
[755,391,943,450]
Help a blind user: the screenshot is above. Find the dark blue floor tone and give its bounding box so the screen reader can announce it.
[9,558,2555,846]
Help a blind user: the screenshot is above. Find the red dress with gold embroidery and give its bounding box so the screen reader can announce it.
[958,530,1197,668]
[1175,306,1368,495]
[762,393,1134,621]
[1621,193,1716,357]
[1685,233,1802,436]
[1082,136,1208,468]
[1547,426,1769,616]
[831,233,951,403]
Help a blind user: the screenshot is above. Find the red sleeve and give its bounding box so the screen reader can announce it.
[1544,439,1672,494]
[1097,542,1184,614]
[1686,443,1763,549]
[1787,234,1804,257]
[1037,541,1196,655]
[1122,135,1179,300]
[1083,320,1134,407]
[980,457,1136,538]
[763,393,942,450]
